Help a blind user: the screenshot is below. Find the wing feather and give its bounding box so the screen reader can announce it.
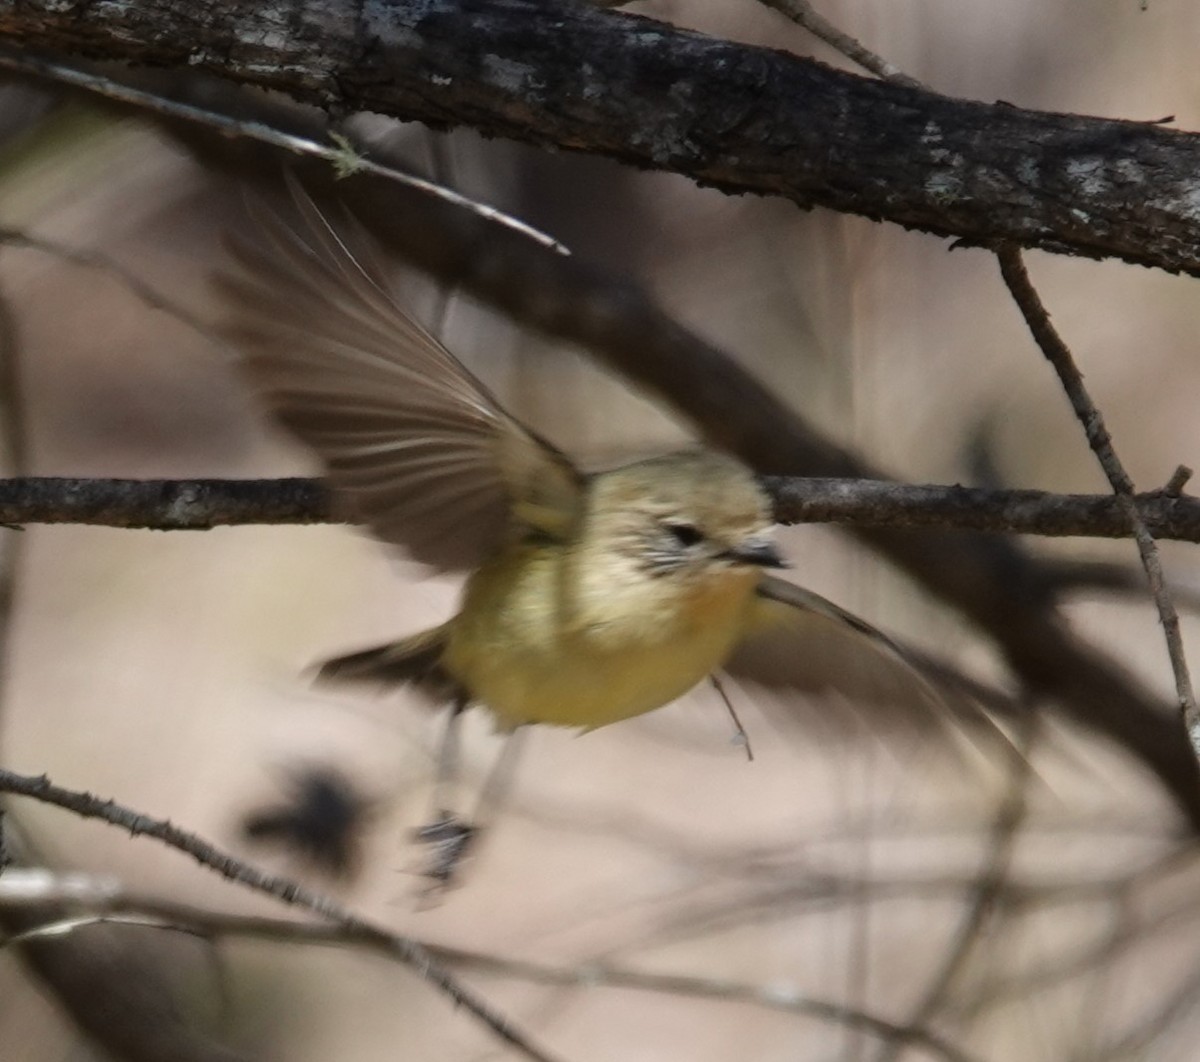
[724,575,1005,741]
[216,182,583,570]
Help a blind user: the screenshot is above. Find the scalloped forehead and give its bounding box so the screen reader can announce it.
[598,450,772,526]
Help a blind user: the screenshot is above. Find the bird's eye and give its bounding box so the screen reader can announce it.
[665,522,704,547]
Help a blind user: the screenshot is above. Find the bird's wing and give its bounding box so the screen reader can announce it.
[723,575,1002,739]
[215,182,584,572]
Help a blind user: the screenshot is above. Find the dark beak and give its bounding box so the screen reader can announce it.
[723,538,788,569]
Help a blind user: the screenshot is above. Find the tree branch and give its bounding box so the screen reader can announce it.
[0,867,979,1062]
[765,477,1200,542]
[4,475,1200,541]
[996,246,1200,763]
[0,477,333,530]
[2,0,1200,274]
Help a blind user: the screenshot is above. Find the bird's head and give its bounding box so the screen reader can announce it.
[587,450,785,580]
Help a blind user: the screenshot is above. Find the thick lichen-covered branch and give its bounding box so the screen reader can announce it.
[2,0,1200,273]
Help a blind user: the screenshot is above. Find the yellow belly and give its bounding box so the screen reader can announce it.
[443,547,759,730]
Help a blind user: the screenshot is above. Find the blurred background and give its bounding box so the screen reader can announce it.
[2,1,1200,1059]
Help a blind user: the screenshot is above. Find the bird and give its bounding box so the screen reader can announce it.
[216,185,972,883]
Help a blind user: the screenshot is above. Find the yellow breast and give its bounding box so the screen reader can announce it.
[443,544,759,730]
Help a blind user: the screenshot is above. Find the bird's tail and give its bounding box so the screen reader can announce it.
[316,622,462,702]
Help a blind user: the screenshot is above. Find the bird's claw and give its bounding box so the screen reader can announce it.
[414,810,478,893]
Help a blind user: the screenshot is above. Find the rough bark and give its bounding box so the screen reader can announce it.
[3,476,1200,542]
[1,0,1200,273]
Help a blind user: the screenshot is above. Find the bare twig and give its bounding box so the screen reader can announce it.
[0,55,568,257]
[0,769,565,1062]
[765,477,1200,541]
[0,477,332,528]
[755,0,927,90]
[435,954,982,1062]
[0,868,979,1062]
[996,246,1200,765]
[0,227,221,345]
[1165,465,1194,497]
[0,475,1198,542]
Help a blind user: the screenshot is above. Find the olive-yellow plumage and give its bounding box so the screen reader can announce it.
[446,452,769,729]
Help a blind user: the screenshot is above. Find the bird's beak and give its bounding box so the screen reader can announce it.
[723,537,788,568]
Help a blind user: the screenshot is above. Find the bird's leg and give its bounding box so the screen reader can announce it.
[472,725,527,823]
[428,695,466,824]
[416,697,472,887]
[416,716,528,891]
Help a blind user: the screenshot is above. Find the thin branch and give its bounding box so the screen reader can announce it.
[436,953,982,1062]
[0,869,980,1062]
[0,477,332,529]
[996,246,1200,764]
[0,56,567,257]
[0,227,225,348]
[765,477,1200,542]
[0,769,565,1062]
[755,0,927,89]
[1,475,1199,542]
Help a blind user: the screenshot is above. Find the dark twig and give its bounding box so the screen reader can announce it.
[755,0,927,90]
[0,477,333,529]
[435,955,981,1062]
[996,246,1200,764]
[0,868,978,1062]
[765,477,1200,542]
[0,476,1199,542]
[1164,465,1194,497]
[0,58,567,256]
[0,227,218,345]
[0,768,565,1062]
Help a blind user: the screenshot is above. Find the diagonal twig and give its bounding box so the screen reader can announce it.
[0,867,980,1062]
[0,55,568,258]
[755,0,927,90]
[0,767,566,1062]
[995,245,1200,764]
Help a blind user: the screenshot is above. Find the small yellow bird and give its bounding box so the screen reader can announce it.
[218,190,953,879]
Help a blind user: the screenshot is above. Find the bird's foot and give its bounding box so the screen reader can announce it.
[413,810,478,895]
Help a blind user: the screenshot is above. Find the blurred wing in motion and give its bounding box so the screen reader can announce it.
[725,575,998,740]
[215,182,584,571]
